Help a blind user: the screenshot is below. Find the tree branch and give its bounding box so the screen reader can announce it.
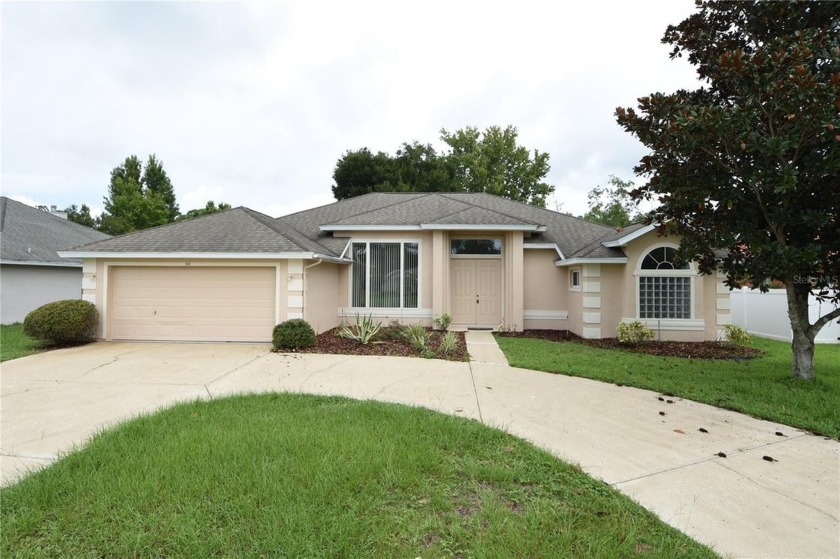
[810,305,840,335]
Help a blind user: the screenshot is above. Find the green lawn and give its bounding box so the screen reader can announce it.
[1,394,717,558]
[496,335,840,439]
[0,323,48,362]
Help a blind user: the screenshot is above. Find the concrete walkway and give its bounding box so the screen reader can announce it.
[1,338,837,559]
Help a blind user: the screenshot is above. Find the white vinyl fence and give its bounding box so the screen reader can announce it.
[730,288,840,344]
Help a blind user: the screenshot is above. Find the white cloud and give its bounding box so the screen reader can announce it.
[1,0,700,218]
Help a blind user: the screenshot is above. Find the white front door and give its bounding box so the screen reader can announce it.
[450,259,501,327]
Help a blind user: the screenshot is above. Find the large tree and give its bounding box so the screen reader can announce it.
[142,154,179,221]
[99,155,171,235]
[441,125,552,206]
[615,1,840,380]
[331,126,554,207]
[177,200,232,221]
[583,175,645,227]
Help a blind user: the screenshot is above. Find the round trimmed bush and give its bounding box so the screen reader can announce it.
[23,299,99,343]
[273,319,316,351]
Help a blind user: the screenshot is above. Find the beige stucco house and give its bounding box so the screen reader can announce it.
[59,192,731,343]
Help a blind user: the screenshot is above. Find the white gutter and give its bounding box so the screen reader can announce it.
[555,257,628,267]
[56,251,352,264]
[601,224,656,248]
[523,243,565,259]
[320,224,546,232]
[0,259,82,268]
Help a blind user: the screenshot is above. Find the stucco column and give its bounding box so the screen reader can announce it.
[432,231,447,318]
[506,232,524,331]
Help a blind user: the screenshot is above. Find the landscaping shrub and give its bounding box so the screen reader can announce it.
[439,331,459,356]
[273,319,316,350]
[23,299,98,343]
[617,320,655,344]
[722,324,751,346]
[337,314,381,345]
[432,313,452,332]
[402,323,430,351]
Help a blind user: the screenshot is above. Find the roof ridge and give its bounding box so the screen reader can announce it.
[241,207,336,255]
[318,192,433,224]
[436,192,546,226]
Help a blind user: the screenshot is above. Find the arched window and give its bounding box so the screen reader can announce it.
[638,247,692,319]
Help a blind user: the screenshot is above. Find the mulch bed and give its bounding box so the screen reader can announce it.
[497,329,764,360]
[296,327,469,361]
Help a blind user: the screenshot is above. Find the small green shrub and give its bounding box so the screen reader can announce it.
[439,331,459,356]
[617,320,655,344]
[23,299,98,343]
[338,314,382,345]
[272,319,316,350]
[402,323,430,351]
[432,313,452,332]
[377,319,405,341]
[496,321,518,333]
[722,324,751,346]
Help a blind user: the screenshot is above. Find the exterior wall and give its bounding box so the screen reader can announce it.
[594,265,625,339]
[523,249,569,330]
[567,275,584,337]
[304,260,341,334]
[89,258,286,340]
[620,231,724,341]
[503,231,525,330]
[0,264,83,324]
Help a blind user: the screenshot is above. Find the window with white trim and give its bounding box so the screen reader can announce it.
[638,247,691,319]
[569,268,580,290]
[351,242,419,308]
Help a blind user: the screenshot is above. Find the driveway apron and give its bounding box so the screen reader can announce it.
[1,337,837,559]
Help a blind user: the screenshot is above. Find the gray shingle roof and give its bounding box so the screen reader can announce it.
[0,197,110,266]
[65,192,634,262]
[70,207,331,254]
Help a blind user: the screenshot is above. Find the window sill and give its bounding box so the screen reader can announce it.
[339,308,433,319]
[623,318,705,331]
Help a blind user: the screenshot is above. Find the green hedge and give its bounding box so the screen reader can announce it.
[273,319,316,350]
[23,300,99,343]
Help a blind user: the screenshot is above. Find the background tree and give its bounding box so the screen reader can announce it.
[64,204,98,229]
[99,155,171,235]
[441,125,553,206]
[331,148,398,200]
[178,201,233,221]
[331,126,554,207]
[142,154,179,221]
[615,1,840,380]
[582,175,645,227]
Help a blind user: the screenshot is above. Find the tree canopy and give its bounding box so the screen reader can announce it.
[64,154,230,233]
[331,126,554,207]
[615,0,840,380]
[582,175,645,227]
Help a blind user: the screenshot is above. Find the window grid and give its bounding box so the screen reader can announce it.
[639,276,691,319]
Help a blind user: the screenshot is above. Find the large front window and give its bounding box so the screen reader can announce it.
[638,247,692,319]
[351,242,419,308]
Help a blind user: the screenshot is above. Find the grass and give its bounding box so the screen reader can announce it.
[1,393,717,558]
[0,323,49,362]
[496,335,840,439]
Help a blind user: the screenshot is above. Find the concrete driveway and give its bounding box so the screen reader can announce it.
[1,334,838,559]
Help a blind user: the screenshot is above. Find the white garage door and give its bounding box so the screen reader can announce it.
[109,266,276,342]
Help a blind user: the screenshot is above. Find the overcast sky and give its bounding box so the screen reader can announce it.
[1,0,701,219]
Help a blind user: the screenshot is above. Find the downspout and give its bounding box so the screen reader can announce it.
[302,259,323,322]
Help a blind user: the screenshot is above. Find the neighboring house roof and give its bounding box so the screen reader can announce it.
[0,197,110,267]
[63,192,646,263]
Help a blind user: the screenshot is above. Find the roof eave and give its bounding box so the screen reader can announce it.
[0,259,82,268]
[555,257,628,267]
[57,251,349,263]
[601,224,657,248]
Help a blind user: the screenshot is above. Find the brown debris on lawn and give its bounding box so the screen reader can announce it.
[296,327,469,361]
[497,329,764,360]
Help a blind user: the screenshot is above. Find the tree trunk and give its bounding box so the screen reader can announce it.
[786,281,816,381]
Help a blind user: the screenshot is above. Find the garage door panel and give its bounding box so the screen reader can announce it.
[110,266,276,342]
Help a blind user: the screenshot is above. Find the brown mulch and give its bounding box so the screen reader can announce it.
[295,327,469,361]
[497,329,764,360]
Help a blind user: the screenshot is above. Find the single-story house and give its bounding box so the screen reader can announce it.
[1,197,111,324]
[59,192,731,342]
